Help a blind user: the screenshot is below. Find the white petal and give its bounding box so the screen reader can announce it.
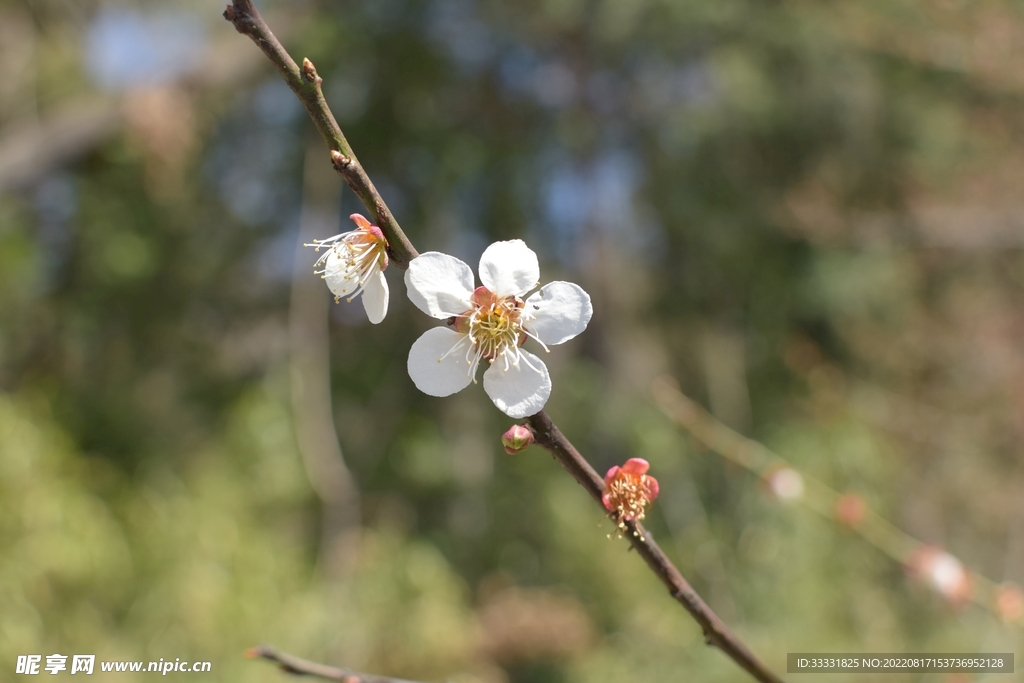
[361,270,389,324]
[478,240,540,298]
[324,249,358,297]
[523,281,593,345]
[407,327,475,397]
[405,252,475,319]
[482,348,551,418]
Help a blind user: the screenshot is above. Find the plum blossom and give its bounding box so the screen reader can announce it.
[404,239,592,418]
[765,466,804,503]
[905,545,972,605]
[305,213,389,324]
[602,458,660,529]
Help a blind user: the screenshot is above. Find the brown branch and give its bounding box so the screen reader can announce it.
[223,0,418,268]
[224,5,781,681]
[527,410,784,683]
[247,645,423,683]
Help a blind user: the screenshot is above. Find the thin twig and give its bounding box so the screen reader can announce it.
[247,646,422,683]
[651,377,919,560]
[224,6,783,682]
[526,411,783,683]
[652,376,1021,623]
[223,0,418,268]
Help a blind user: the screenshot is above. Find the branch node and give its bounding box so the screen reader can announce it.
[331,150,352,171]
[302,57,323,85]
[222,3,251,35]
[225,0,417,268]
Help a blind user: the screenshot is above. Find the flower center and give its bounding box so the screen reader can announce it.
[337,226,388,280]
[462,287,525,361]
[308,224,388,302]
[443,286,538,381]
[605,474,654,523]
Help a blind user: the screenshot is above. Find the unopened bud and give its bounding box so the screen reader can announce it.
[835,492,867,528]
[301,57,321,84]
[995,583,1024,623]
[502,424,534,454]
[331,149,351,171]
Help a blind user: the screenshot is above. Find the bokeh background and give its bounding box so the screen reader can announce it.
[2,0,1024,681]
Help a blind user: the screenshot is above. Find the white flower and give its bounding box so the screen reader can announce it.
[305,213,389,324]
[404,239,592,418]
[767,467,804,503]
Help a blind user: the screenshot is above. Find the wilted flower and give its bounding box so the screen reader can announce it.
[905,545,972,606]
[404,240,592,418]
[602,458,660,532]
[305,213,389,323]
[501,424,534,455]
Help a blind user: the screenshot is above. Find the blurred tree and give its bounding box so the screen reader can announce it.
[1,0,1023,681]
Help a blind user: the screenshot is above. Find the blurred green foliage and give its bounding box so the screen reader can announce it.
[2,0,1023,681]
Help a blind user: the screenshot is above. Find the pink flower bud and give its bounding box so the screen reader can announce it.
[501,424,534,455]
[995,583,1024,623]
[835,492,867,528]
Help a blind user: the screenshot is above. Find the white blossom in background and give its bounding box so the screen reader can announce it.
[404,239,592,418]
[305,213,389,323]
[766,467,804,503]
[905,545,972,605]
